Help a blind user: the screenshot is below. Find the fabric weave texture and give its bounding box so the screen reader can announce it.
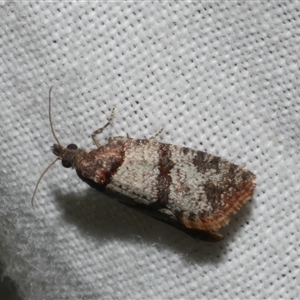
[0,2,299,299]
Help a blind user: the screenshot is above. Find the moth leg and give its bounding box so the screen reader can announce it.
[92,107,115,148]
[149,127,164,140]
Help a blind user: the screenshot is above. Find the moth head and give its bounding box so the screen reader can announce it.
[52,143,79,168]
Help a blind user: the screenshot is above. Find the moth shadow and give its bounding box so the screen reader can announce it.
[53,188,253,264]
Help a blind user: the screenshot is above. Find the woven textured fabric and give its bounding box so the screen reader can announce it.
[1,2,299,299]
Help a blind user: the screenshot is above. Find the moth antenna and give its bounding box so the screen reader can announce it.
[49,86,60,145]
[31,158,60,206]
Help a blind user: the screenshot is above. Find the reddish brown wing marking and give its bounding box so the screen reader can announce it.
[59,134,255,241]
[163,145,256,233]
[98,138,255,239]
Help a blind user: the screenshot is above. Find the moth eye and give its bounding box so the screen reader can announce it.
[62,160,72,168]
[67,144,78,150]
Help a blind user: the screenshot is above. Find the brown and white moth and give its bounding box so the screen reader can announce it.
[33,87,256,242]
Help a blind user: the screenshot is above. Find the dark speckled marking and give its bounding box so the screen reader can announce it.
[228,163,238,175]
[156,143,174,207]
[193,151,221,173]
[198,181,225,218]
[182,147,190,155]
[193,151,206,171]
[209,156,220,173]
[242,170,252,181]
[227,164,239,186]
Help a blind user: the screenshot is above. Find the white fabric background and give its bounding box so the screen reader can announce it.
[1,2,299,299]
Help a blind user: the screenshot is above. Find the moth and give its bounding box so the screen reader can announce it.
[33,87,256,242]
